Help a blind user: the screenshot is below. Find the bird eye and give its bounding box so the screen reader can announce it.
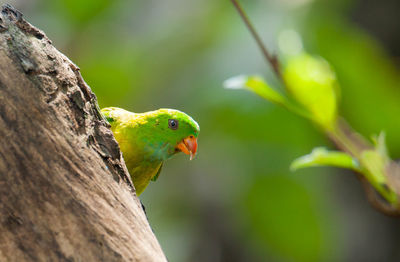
[168,119,178,130]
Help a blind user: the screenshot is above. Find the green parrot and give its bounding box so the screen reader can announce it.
[101,107,200,195]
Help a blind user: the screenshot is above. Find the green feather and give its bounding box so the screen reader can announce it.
[101,107,199,195]
[151,163,163,182]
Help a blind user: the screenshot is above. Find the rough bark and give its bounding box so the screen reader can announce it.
[0,4,167,262]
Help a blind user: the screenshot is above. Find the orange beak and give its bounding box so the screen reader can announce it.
[176,136,198,160]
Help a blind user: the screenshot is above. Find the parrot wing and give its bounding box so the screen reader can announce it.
[151,162,163,182]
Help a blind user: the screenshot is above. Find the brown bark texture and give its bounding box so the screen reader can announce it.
[0,4,167,262]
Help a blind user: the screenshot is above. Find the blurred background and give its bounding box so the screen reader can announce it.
[5,0,400,261]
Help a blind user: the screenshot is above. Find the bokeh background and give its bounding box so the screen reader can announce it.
[5,0,400,261]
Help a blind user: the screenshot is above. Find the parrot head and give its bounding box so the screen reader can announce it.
[141,108,199,160]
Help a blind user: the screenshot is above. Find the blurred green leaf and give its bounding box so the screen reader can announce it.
[358,147,398,204]
[371,132,389,159]
[224,75,310,118]
[284,53,339,130]
[357,132,396,203]
[359,150,386,184]
[291,147,360,172]
[224,75,286,106]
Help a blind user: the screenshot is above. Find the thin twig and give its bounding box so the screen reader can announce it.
[230,0,282,80]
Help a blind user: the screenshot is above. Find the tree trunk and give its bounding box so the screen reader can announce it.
[0,4,167,262]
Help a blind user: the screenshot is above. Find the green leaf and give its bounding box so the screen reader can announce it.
[359,150,387,185]
[224,75,310,118]
[359,132,391,188]
[284,53,339,130]
[358,147,397,204]
[371,131,389,159]
[291,147,360,172]
[358,131,390,191]
[224,75,286,106]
